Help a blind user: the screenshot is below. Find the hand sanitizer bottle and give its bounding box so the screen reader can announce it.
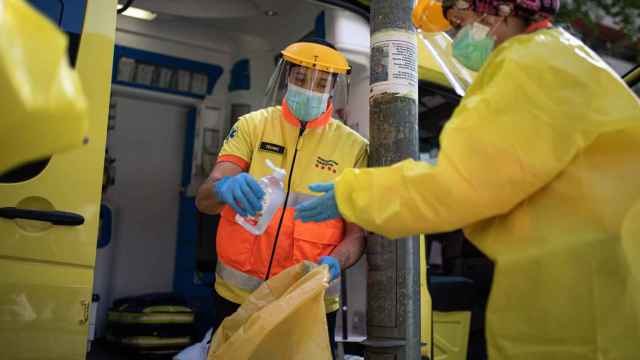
[235,160,286,235]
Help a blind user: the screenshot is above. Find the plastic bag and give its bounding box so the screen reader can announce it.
[0,0,88,173]
[208,262,332,360]
[174,328,213,360]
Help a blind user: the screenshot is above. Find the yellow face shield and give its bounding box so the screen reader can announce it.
[264,42,351,122]
[413,0,477,96]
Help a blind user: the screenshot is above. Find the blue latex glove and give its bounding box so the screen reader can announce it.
[294,183,340,222]
[214,173,265,217]
[318,256,340,281]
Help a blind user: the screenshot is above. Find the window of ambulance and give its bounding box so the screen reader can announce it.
[558,23,638,89]
[625,66,640,97]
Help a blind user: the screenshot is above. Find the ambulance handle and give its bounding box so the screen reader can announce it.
[0,207,85,226]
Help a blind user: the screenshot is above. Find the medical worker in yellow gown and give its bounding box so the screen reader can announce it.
[295,0,640,358]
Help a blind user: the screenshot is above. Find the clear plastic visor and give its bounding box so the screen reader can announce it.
[264,59,350,121]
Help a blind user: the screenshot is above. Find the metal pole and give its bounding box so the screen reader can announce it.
[365,0,421,359]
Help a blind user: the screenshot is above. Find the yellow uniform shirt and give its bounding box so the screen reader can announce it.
[215,102,368,313]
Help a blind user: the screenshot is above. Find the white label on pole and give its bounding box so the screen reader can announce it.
[370,30,418,100]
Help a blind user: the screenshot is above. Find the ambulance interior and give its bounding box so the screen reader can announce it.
[88,1,379,358]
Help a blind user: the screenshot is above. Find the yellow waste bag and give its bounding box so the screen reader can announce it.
[208,262,332,360]
[0,0,88,174]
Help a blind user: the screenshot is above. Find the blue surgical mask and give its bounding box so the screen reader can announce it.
[452,22,496,72]
[285,84,330,122]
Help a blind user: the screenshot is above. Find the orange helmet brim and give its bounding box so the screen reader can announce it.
[412,0,452,33]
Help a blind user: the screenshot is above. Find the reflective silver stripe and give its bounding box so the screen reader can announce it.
[216,261,263,292]
[287,191,318,207]
[217,261,341,299]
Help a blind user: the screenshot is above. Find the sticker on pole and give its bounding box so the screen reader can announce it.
[370,30,418,101]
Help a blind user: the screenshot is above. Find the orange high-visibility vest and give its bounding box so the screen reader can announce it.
[215,100,368,309]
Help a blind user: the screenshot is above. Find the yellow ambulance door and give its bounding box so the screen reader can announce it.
[0,1,117,358]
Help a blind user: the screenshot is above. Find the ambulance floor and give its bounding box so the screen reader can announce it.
[87,339,177,360]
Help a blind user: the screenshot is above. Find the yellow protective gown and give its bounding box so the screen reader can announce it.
[335,28,640,359]
[0,0,88,174]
